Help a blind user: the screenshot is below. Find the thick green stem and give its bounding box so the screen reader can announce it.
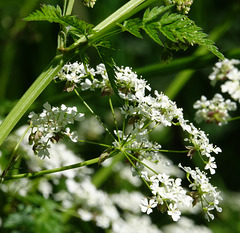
[3,157,99,181]
[0,54,72,146]
[63,0,75,15]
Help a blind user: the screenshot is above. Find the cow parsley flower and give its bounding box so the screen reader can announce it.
[179,164,222,221]
[140,197,158,215]
[140,171,193,221]
[209,58,240,102]
[28,102,84,158]
[193,94,237,125]
[183,123,221,159]
[54,61,222,222]
[209,59,240,85]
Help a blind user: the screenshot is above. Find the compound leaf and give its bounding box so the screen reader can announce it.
[142,23,163,46]
[118,18,143,39]
[24,4,62,23]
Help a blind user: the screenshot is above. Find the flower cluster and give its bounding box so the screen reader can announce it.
[209,59,240,102]
[140,171,193,221]
[28,102,84,158]
[179,164,222,221]
[184,123,221,174]
[54,61,222,221]
[193,94,237,125]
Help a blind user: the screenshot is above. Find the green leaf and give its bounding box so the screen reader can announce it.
[159,12,184,26]
[24,4,94,38]
[62,15,94,35]
[158,14,225,59]
[24,4,62,23]
[142,23,163,46]
[118,18,143,39]
[143,5,173,23]
[119,4,224,60]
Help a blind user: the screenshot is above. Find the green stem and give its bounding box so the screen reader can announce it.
[63,0,75,15]
[0,53,72,147]
[108,96,120,142]
[227,115,240,122]
[125,151,157,176]
[123,151,151,189]
[3,157,99,181]
[124,148,188,154]
[1,122,32,182]
[78,139,112,148]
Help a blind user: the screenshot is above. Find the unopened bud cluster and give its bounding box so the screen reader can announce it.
[82,0,96,8]
[172,0,194,14]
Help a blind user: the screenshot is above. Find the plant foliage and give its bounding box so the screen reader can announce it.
[119,5,224,60]
[24,4,94,36]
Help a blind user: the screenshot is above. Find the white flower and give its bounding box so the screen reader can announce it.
[204,156,217,174]
[63,127,79,142]
[140,197,158,214]
[193,94,237,125]
[221,80,240,102]
[179,164,222,221]
[167,203,181,221]
[28,103,84,157]
[209,59,240,85]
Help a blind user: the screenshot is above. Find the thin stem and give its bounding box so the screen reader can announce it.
[123,151,151,189]
[1,122,32,182]
[227,115,240,122]
[3,157,99,181]
[74,88,117,142]
[125,151,157,176]
[108,96,120,142]
[124,148,188,154]
[78,139,112,148]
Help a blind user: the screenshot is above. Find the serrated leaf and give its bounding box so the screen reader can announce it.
[118,18,143,39]
[158,13,224,59]
[62,15,94,35]
[24,4,94,38]
[159,12,185,26]
[24,4,62,23]
[142,23,163,46]
[143,5,173,23]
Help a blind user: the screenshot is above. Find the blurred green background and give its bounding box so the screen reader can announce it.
[1,0,240,232]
